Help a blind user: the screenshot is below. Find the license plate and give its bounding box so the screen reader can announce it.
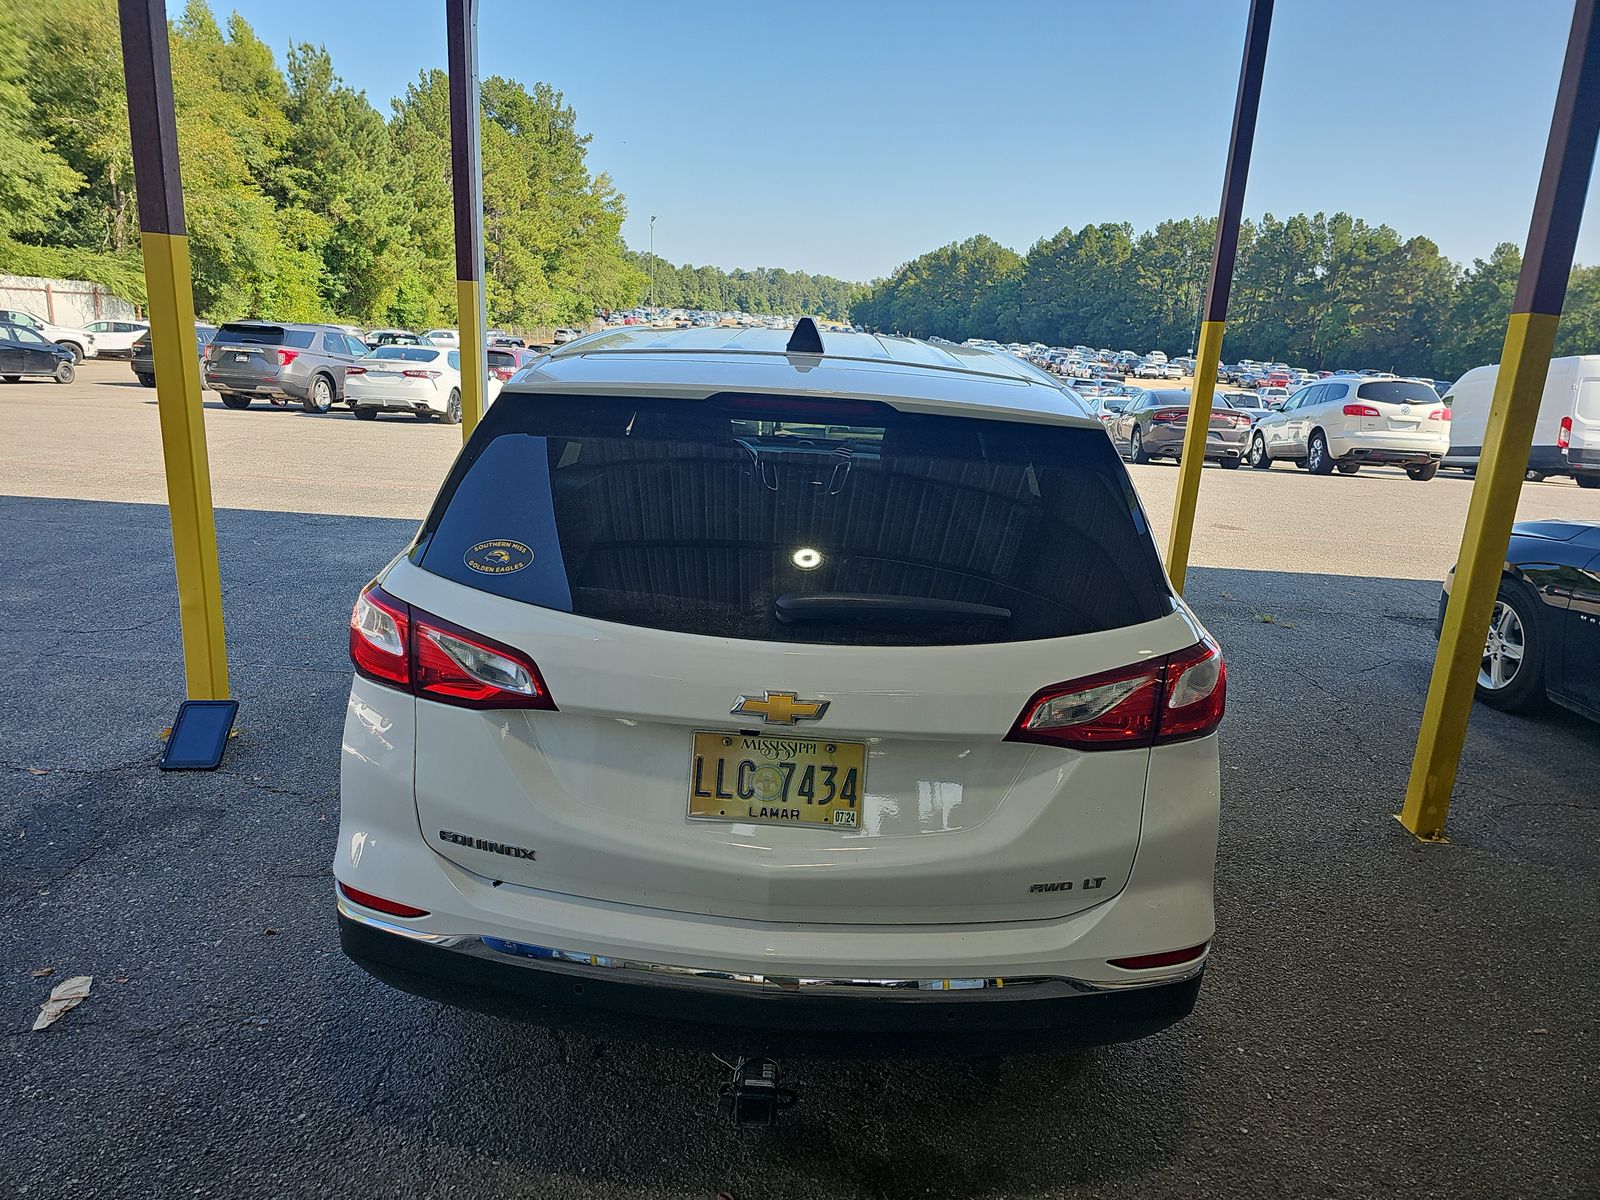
[688,731,865,829]
[233,352,250,363]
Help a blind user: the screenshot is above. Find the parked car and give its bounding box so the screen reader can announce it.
[365,328,421,349]
[0,308,97,361]
[345,345,502,423]
[1133,362,1167,379]
[1161,363,1184,380]
[421,328,461,347]
[1106,388,1251,467]
[1092,395,1135,424]
[335,321,1224,1050]
[1246,378,1449,478]
[1438,519,1600,721]
[1443,356,1600,487]
[1219,389,1272,424]
[82,319,150,357]
[1257,386,1290,408]
[552,327,582,344]
[204,321,367,412]
[0,322,76,383]
[487,346,540,382]
[130,323,218,388]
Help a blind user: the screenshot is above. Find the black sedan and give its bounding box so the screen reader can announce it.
[1439,519,1600,721]
[131,324,218,388]
[0,322,76,383]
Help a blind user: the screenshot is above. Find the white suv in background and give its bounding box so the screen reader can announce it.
[0,308,98,361]
[335,323,1225,1051]
[1246,376,1450,479]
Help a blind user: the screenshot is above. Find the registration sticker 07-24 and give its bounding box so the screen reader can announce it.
[687,730,866,830]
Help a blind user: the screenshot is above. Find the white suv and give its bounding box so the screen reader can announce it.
[1246,377,1450,479]
[335,323,1224,1050]
[0,308,98,361]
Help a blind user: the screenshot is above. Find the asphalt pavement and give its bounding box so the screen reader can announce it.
[2,365,1598,1198]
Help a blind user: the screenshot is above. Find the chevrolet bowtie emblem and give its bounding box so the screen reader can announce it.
[731,690,830,725]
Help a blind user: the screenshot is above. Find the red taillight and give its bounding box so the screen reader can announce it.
[1343,403,1380,417]
[492,367,514,381]
[1108,942,1209,971]
[1558,415,1572,450]
[412,612,555,709]
[349,584,410,687]
[347,582,557,710]
[276,348,299,366]
[1005,637,1225,750]
[346,366,367,375]
[1150,408,1187,423]
[402,369,442,379]
[1429,408,1451,422]
[338,882,428,919]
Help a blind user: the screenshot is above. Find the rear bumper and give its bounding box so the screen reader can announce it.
[1329,432,1445,463]
[338,905,1204,1054]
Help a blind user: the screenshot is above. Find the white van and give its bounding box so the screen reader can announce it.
[1566,369,1600,488]
[1442,355,1600,485]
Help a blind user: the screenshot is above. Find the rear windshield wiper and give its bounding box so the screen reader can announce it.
[775,593,1012,626]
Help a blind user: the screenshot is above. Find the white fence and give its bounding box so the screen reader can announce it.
[0,275,140,327]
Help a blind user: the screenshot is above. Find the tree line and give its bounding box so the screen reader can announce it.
[623,252,863,320]
[852,218,1599,380]
[0,0,849,330]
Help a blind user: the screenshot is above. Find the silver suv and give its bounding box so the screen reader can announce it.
[203,321,367,413]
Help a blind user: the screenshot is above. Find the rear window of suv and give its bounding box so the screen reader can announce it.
[214,324,315,349]
[413,394,1173,647]
[1356,381,1441,405]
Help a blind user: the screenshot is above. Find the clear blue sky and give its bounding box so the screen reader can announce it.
[187,0,1595,281]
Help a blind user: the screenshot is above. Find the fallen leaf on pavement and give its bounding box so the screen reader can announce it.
[27,768,49,776]
[30,967,54,978]
[32,975,93,1031]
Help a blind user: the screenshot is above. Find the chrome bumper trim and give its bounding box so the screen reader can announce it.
[336,896,1207,995]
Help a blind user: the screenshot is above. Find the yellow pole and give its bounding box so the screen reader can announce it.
[119,0,228,700]
[1400,0,1600,839]
[1167,319,1226,590]
[1166,0,1273,594]
[446,0,486,440]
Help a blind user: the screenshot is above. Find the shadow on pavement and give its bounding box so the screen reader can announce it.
[2,496,1596,1199]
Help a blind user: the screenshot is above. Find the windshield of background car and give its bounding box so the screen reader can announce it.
[415,394,1173,647]
[1357,380,1441,405]
[368,347,440,363]
[213,324,315,349]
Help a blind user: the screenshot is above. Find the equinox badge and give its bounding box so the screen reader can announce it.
[732,690,829,725]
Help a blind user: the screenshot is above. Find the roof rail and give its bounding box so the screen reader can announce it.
[786,317,824,355]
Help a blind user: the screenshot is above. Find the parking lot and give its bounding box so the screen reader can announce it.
[4,361,1599,1198]
[7,361,1599,578]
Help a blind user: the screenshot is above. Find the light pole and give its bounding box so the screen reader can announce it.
[649,215,656,310]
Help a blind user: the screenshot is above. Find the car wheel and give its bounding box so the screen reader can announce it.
[59,342,84,364]
[1218,454,1241,469]
[54,361,75,384]
[1130,426,1151,464]
[219,393,251,410]
[1248,433,1271,469]
[1306,430,1335,475]
[1405,463,1439,481]
[1337,462,1361,474]
[1474,579,1546,712]
[353,406,377,421]
[1576,475,1600,489]
[135,373,155,388]
[442,389,462,425]
[1,375,20,384]
[303,374,334,414]
[1525,470,1547,483]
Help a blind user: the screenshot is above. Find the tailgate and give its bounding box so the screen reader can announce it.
[389,559,1202,926]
